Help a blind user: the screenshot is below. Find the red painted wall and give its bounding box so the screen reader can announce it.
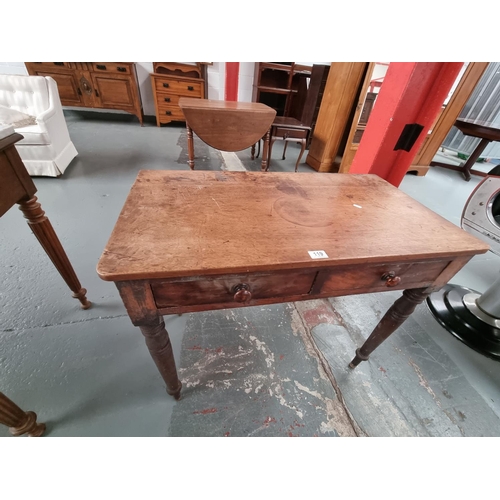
[225,62,240,101]
[350,62,463,187]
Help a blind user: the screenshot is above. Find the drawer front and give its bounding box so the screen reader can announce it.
[157,104,185,121]
[154,78,202,97]
[156,94,181,107]
[152,270,316,309]
[274,126,309,139]
[27,62,72,71]
[318,260,450,295]
[92,63,132,74]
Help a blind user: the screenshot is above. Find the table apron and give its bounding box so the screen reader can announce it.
[141,258,453,315]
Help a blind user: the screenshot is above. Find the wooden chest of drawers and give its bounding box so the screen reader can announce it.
[25,62,143,124]
[150,63,205,126]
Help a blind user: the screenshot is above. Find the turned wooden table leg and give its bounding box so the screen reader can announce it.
[282,140,288,160]
[261,128,271,172]
[251,143,256,160]
[295,139,307,172]
[186,123,195,170]
[18,196,91,309]
[349,288,430,368]
[139,316,182,400]
[0,392,46,437]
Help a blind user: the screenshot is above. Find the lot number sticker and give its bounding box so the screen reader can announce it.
[308,250,329,259]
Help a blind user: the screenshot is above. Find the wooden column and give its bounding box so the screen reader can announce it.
[349,62,464,187]
[306,62,368,172]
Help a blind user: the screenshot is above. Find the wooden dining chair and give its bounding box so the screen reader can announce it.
[254,64,329,172]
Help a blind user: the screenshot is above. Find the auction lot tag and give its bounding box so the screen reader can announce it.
[308,250,329,259]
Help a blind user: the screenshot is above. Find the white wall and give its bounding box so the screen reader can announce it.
[207,62,225,100]
[0,62,28,75]
[135,62,155,115]
[238,62,255,102]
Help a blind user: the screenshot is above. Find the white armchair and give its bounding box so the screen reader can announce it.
[0,75,78,177]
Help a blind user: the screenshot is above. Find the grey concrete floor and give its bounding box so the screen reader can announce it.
[1,111,500,436]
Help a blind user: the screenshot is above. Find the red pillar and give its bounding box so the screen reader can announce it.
[225,62,239,101]
[350,62,464,187]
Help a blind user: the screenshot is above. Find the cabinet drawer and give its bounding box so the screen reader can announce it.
[27,62,72,71]
[154,78,202,97]
[152,270,316,309]
[156,94,181,106]
[318,260,449,295]
[274,126,309,139]
[157,105,185,121]
[92,63,131,74]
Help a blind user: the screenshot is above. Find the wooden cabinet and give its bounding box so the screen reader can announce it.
[150,63,206,126]
[306,63,368,173]
[25,62,143,124]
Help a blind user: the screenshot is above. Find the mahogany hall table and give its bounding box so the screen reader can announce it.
[178,98,276,171]
[97,170,488,400]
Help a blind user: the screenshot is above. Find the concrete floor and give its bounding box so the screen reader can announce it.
[1,111,500,437]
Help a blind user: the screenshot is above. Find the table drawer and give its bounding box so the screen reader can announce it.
[274,126,309,139]
[92,63,132,74]
[318,260,450,295]
[154,78,203,97]
[152,270,317,309]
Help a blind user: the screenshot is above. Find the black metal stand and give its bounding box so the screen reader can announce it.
[426,284,500,361]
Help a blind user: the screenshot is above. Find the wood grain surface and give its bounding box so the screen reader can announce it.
[455,118,500,142]
[97,171,489,281]
[178,98,276,151]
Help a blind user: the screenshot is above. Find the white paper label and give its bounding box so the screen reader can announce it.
[308,250,329,259]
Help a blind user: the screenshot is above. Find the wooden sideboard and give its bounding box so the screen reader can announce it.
[150,63,206,126]
[25,62,143,124]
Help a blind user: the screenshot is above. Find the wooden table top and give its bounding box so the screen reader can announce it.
[272,116,311,129]
[455,118,500,142]
[178,98,274,113]
[178,98,276,152]
[0,131,37,218]
[97,171,489,281]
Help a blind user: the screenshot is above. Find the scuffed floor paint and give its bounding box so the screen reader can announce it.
[169,303,357,437]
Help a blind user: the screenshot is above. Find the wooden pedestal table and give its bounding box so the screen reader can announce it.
[431,118,500,181]
[97,170,488,402]
[178,98,276,171]
[0,128,91,309]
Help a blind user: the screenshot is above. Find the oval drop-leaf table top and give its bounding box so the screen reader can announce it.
[178,98,276,152]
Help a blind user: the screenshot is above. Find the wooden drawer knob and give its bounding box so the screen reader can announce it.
[381,272,402,287]
[232,283,252,303]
